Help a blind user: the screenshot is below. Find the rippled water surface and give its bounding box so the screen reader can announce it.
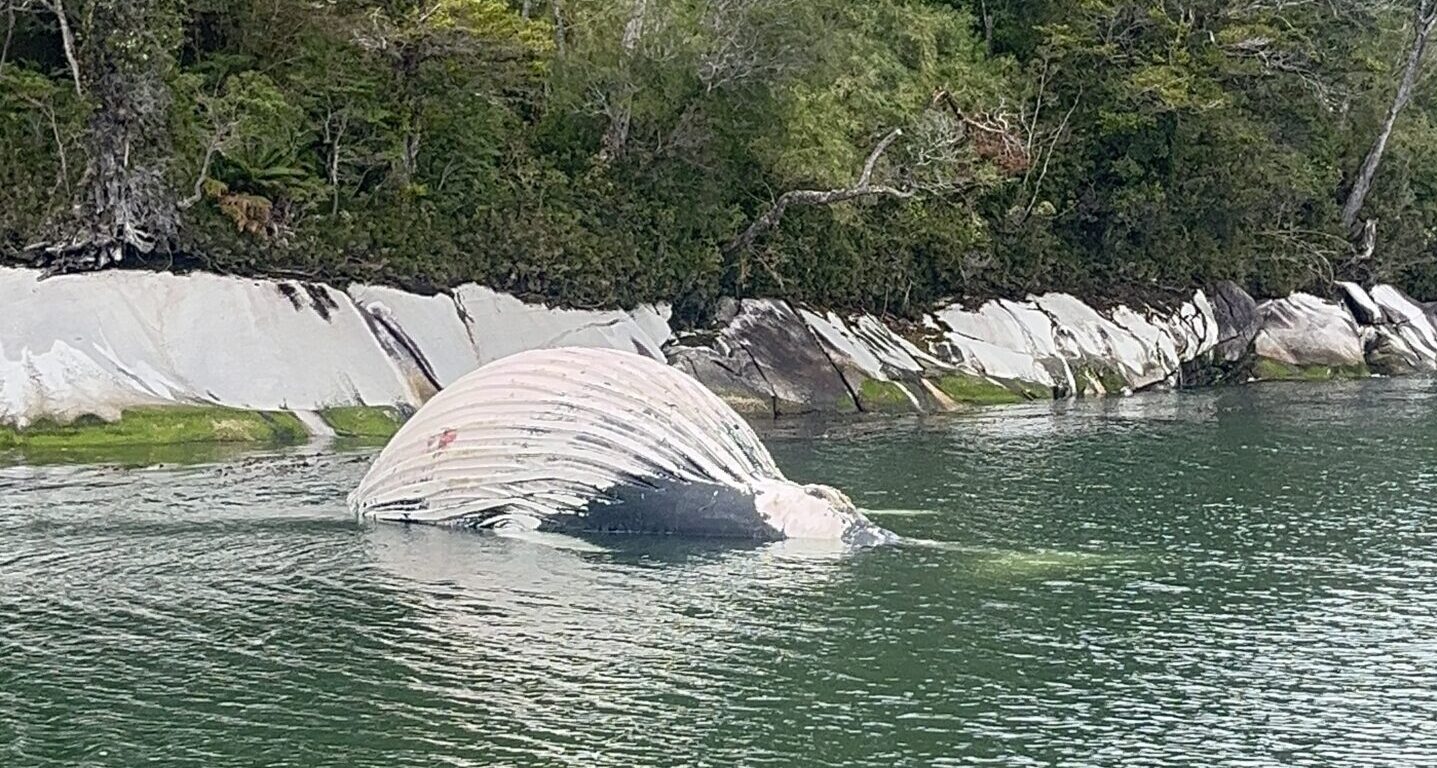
[4,379,1437,767]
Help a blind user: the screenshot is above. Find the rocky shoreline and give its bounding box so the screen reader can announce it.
[2,265,1433,447]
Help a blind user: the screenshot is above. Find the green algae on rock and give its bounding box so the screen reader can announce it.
[857,379,916,413]
[934,374,1029,406]
[0,407,309,450]
[319,407,406,439]
[1251,358,1370,382]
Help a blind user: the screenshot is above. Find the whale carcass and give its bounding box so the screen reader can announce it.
[349,347,894,544]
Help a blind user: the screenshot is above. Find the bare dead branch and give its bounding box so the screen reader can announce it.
[179,128,231,210]
[1025,93,1080,219]
[551,0,566,53]
[1,1,16,79]
[53,0,79,94]
[35,0,82,96]
[931,89,1030,174]
[1220,33,1342,108]
[858,128,903,187]
[725,128,911,257]
[597,0,648,164]
[18,93,69,195]
[1340,0,1437,233]
[698,0,800,93]
[322,103,349,215]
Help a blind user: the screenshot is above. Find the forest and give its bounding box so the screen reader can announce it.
[4,0,1437,323]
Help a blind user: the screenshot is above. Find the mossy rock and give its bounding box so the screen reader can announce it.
[1072,364,1130,396]
[0,406,308,450]
[715,393,775,417]
[1098,367,1129,394]
[857,379,916,413]
[933,373,1026,406]
[319,406,406,439]
[1251,357,1369,382]
[1011,379,1055,401]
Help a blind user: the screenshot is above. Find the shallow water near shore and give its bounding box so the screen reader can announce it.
[4,379,1437,766]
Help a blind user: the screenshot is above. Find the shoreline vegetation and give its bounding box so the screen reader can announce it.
[4,2,1437,324]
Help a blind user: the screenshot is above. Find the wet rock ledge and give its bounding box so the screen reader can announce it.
[0,265,1431,447]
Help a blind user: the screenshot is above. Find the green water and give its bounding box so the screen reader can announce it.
[3,379,1437,766]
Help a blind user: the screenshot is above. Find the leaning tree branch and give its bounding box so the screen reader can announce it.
[0,0,83,94]
[724,128,910,256]
[1340,0,1437,234]
[1024,92,1080,219]
[19,93,69,194]
[597,0,648,165]
[178,85,238,210]
[35,0,82,96]
[178,127,226,210]
[1,1,16,79]
[858,127,903,186]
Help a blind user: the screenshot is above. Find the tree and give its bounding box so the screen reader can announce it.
[1340,1,1437,237]
[30,0,181,273]
[351,0,549,187]
[596,0,645,163]
[1,0,81,95]
[726,92,1027,258]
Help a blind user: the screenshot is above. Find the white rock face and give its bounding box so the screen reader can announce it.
[930,301,1061,387]
[798,309,934,411]
[1034,293,1148,372]
[1109,306,1185,390]
[1168,292,1219,362]
[452,284,672,365]
[851,315,944,373]
[1370,284,1437,365]
[0,268,682,429]
[1337,282,1384,326]
[1253,293,1365,367]
[348,284,481,388]
[0,267,419,427]
[10,258,1425,430]
[923,291,1218,394]
[799,309,892,381]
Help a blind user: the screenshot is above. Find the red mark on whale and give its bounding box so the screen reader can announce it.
[433,428,458,451]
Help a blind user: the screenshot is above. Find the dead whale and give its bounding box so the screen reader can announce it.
[348,347,894,545]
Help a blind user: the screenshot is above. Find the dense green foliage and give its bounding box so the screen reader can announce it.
[4,0,1437,320]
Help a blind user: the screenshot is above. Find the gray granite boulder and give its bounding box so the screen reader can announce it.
[667,299,856,416]
[1210,281,1259,363]
[1252,293,1365,369]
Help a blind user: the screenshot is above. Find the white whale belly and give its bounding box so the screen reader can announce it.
[349,347,891,543]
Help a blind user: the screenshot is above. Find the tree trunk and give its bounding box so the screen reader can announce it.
[324,108,347,216]
[551,0,566,53]
[1,2,15,78]
[392,47,423,188]
[47,0,83,96]
[1340,2,1437,234]
[32,0,179,272]
[598,0,646,164]
[979,0,993,53]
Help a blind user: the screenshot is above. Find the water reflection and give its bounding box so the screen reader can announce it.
[3,380,1437,767]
